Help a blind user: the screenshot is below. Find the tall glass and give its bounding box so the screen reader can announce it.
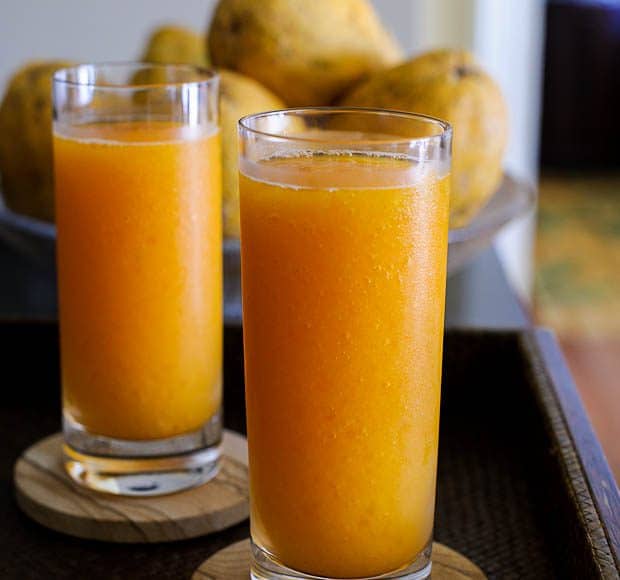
[239,108,451,579]
[53,64,222,496]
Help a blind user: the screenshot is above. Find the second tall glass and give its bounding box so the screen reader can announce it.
[54,64,222,496]
[239,108,451,579]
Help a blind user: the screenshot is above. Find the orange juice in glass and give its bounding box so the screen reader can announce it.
[53,64,222,496]
[239,109,451,579]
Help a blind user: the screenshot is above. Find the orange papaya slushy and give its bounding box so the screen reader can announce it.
[54,121,222,441]
[240,142,450,577]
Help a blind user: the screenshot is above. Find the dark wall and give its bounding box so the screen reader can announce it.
[540,0,620,169]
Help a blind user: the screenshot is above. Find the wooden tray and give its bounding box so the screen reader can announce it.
[0,322,618,579]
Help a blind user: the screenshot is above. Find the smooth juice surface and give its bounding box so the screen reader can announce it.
[240,153,449,578]
[54,121,222,441]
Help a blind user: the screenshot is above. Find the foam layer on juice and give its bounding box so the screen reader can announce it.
[240,149,448,191]
[54,120,218,146]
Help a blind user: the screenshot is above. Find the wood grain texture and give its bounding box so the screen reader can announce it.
[192,539,486,579]
[560,337,620,481]
[14,430,249,543]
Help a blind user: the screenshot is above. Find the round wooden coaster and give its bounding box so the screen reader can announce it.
[14,430,249,543]
[192,538,486,579]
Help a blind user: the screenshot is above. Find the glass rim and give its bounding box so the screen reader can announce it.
[238,106,452,146]
[53,62,218,91]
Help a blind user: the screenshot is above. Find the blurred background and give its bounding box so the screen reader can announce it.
[0,0,618,478]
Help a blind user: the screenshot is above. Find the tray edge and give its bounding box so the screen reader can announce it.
[521,328,620,578]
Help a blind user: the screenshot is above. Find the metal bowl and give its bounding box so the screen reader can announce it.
[0,173,535,324]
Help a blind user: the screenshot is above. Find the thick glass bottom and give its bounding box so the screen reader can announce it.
[250,540,432,580]
[63,411,221,496]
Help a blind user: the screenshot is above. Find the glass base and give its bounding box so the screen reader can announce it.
[250,540,432,580]
[63,411,221,496]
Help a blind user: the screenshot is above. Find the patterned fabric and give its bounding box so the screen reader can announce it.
[535,174,620,339]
